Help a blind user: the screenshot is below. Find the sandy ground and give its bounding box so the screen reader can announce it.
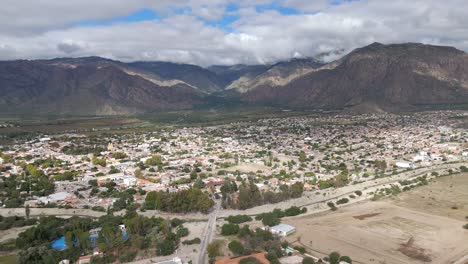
[282,173,468,264]
[224,163,272,174]
[0,226,31,243]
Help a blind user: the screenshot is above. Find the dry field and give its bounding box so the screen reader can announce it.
[283,173,468,264]
[391,174,468,221]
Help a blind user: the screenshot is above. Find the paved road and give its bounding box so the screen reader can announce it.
[197,200,221,264]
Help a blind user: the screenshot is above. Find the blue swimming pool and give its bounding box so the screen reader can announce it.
[51,236,67,251]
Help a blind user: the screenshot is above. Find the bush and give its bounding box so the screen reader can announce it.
[293,246,306,254]
[221,223,240,236]
[91,206,106,212]
[228,240,245,256]
[262,213,280,227]
[239,257,262,264]
[302,257,315,264]
[118,252,137,263]
[336,198,349,205]
[284,206,302,217]
[182,237,201,245]
[339,256,352,264]
[329,252,341,264]
[354,190,362,196]
[463,224,468,229]
[207,240,224,259]
[171,218,184,227]
[176,226,189,238]
[226,215,253,224]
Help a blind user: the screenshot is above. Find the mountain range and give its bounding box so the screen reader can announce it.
[1,42,467,115]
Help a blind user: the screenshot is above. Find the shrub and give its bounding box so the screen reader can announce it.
[91,206,106,212]
[354,190,362,196]
[228,240,245,256]
[118,252,137,263]
[226,215,252,224]
[221,223,239,236]
[176,226,189,238]
[239,257,262,264]
[182,237,201,245]
[336,198,349,205]
[293,246,306,254]
[284,206,303,217]
[262,213,280,227]
[463,224,468,229]
[329,252,341,264]
[339,256,352,264]
[302,257,315,264]
[207,240,224,259]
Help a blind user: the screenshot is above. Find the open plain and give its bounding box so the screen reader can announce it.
[283,173,468,264]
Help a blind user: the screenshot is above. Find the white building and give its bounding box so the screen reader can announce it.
[267,224,296,237]
[395,161,415,169]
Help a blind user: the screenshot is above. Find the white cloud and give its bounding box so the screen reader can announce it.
[0,0,467,65]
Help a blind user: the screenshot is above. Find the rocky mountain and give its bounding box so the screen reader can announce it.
[1,42,467,115]
[239,43,468,111]
[225,58,324,93]
[0,58,203,115]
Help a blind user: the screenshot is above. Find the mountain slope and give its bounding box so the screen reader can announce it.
[0,60,203,115]
[128,61,226,93]
[225,58,324,93]
[240,43,468,110]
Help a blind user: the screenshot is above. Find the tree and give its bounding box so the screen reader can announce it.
[193,178,205,189]
[339,256,352,264]
[112,152,127,159]
[145,155,163,166]
[25,205,30,220]
[299,151,307,163]
[290,182,304,198]
[262,213,280,227]
[302,257,315,264]
[221,223,239,236]
[228,240,245,256]
[207,240,224,259]
[329,252,341,264]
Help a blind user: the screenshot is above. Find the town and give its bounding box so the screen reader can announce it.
[1,110,468,264]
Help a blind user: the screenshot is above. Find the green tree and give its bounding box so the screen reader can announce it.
[329,252,341,264]
[228,240,245,256]
[262,213,280,227]
[340,256,352,264]
[221,223,239,236]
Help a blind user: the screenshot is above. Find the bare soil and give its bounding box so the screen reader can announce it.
[283,173,468,264]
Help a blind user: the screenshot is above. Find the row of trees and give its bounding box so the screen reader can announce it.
[144,188,214,213]
[221,180,304,210]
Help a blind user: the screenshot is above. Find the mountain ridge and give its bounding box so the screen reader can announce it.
[1,42,467,115]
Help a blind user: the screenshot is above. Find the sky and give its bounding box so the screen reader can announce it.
[0,0,467,66]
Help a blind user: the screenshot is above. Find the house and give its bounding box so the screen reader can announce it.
[395,161,414,169]
[215,252,270,264]
[38,192,74,205]
[268,224,296,237]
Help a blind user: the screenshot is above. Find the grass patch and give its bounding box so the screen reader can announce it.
[0,255,18,264]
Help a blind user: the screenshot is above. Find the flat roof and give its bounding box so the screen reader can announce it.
[270,223,296,233]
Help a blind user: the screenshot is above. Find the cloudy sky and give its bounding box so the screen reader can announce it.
[1,0,467,66]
